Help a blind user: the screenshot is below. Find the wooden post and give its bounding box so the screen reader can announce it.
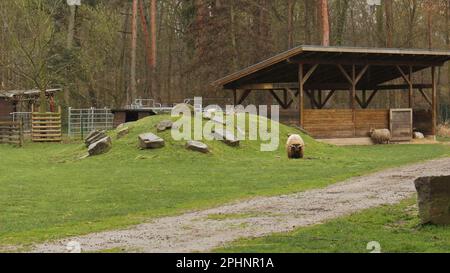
[299,64,304,127]
[431,66,437,136]
[408,66,413,108]
[19,117,24,147]
[351,64,356,126]
[233,89,237,105]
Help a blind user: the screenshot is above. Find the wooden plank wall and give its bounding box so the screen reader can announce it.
[0,121,23,147]
[303,109,389,138]
[355,110,390,137]
[32,110,62,142]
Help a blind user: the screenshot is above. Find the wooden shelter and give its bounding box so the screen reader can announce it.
[213,46,450,139]
[0,88,61,119]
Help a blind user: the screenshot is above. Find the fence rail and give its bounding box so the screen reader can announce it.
[68,107,114,138]
[32,109,62,142]
[0,121,24,147]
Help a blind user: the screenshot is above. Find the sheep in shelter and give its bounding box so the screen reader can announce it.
[370,128,391,144]
[286,134,305,159]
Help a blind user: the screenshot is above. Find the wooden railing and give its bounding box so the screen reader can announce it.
[32,107,62,142]
[0,121,24,147]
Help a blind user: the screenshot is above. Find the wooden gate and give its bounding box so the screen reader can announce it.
[32,106,62,142]
[390,109,413,142]
[0,121,24,147]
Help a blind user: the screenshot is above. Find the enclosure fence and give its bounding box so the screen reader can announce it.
[68,107,114,138]
[11,112,32,134]
[0,120,24,147]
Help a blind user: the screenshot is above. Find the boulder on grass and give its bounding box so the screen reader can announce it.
[186,140,209,153]
[414,176,450,225]
[116,127,130,139]
[88,136,112,156]
[156,120,173,132]
[139,133,165,149]
[85,130,107,147]
[213,128,239,147]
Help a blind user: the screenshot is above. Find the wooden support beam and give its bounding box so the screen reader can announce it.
[283,89,288,107]
[337,64,352,83]
[301,64,319,85]
[317,90,323,109]
[269,90,288,109]
[409,66,413,108]
[364,90,379,108]
[396,65,414,108]
[351,65,356,122]
[373,84,432,90]
[299,64,304,126]
[305,90,320,109]
[355,65,369,83]
[431,66,437,135]
[237,90,251,105]
[233,89,237,105]
[418,88,432,106]
[320,90,335,108]
[286,90,300,108]
[355,94,364,108]
[396,66,410,84]
[285,88,297,101]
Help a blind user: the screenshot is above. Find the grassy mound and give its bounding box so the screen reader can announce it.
[66,114,329,161]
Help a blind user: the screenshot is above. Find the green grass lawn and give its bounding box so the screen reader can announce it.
[216,198,450,253]
[1,115,449,247]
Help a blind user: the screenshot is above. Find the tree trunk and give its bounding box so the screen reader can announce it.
[406,0,417,47]
[287,0,295,49]
[304,0,312,44]
[320,0,330,46]
[427,1,433,49]
[230,0,239,70]
[130,0,138,104]
[384,0,393,47]
[67,5,76,49]
[150,0,157,68]
[335,0,349,46]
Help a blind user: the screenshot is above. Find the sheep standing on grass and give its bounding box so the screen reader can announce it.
[286,134,305,159]
[370,129,391,144]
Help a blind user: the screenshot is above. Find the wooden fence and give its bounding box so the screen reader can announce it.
[0,120,24,147]
[32,107,62,142]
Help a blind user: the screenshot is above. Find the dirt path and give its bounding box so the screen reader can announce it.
[32,158,450,253]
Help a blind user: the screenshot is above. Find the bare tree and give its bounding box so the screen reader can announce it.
[0,0,64,112]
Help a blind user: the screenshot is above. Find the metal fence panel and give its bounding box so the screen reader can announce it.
[11,112,32,134]
[68,107,114,137]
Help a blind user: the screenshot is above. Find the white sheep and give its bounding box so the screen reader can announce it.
[370,128,391,144]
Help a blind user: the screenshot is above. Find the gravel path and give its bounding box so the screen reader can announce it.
[32,157,450,253]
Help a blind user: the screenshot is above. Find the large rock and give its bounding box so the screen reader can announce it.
[414,176,450,225]
[138,133,165,149]
[156,120,173,132]
[85,130,107,147]
[186,140,209,153]
[213,128,239,147]
[117,127,130,139]
[88,136,112,156]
